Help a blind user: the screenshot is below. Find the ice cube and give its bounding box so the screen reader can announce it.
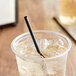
[43,49,60,57]
[53,39,64,46]
[38,39,49,51]
[48,40,53,45]
[21,66,31,76]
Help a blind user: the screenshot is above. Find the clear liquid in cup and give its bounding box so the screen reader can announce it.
[15,38,67,76]
[59,0,76,25]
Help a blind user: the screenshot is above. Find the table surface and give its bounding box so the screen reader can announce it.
[0,0,76,76]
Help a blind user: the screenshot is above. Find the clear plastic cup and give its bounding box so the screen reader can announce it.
[11,30,71,76]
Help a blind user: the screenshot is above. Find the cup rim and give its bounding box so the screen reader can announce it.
[11,30,72,61]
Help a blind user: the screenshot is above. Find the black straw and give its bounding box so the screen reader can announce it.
[53,17,76,43]
[24,16,45,58]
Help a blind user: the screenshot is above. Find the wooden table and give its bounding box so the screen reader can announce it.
[0,0,76,76]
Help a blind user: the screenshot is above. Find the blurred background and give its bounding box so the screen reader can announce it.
[0,0,76,76]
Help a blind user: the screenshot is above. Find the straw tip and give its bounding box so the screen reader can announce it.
[53,17,56,20]
[24,16,27,19]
